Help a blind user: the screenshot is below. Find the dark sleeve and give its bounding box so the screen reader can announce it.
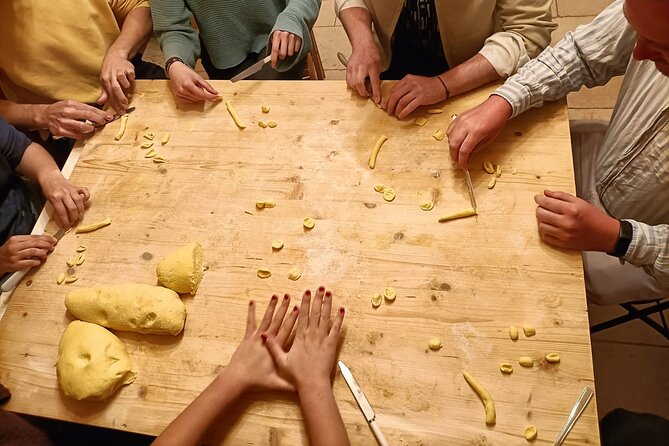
[0,118,32,170]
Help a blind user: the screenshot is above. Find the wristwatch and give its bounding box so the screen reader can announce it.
[164,57,187,79]
[608,219,633,258]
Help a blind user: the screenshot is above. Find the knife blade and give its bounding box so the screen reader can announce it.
[338,361,389,446]
[336,52,377,101]
[1,227,69,292]
[230,55,272,83]
[93,106,136,128]
[450,113,477,211]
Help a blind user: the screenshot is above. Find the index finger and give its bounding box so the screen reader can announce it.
[296,290,312,332]
[534,194,570,214]
[368,67,382,104]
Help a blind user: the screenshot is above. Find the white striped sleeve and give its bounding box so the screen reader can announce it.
[624,221,669,288]
[494,0,636,118]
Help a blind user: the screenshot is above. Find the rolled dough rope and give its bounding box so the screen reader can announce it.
[438,208,477,223]
[75,218,112,234]
[225,100,247,129]
[463,371,496,425]
[114,114,128,141]
[368,135,388,169]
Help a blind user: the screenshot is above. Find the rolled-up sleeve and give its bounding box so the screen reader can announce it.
[151,0,200,68]
[479,0,556,77]
[335,0,367,16]
[109,0,150,22]
[623,220,669,288]
[0,118,31,169]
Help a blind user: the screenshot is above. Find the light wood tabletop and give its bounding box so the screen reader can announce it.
[0,80,599,445]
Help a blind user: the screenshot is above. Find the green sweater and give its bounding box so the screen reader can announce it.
[151,0,321,71]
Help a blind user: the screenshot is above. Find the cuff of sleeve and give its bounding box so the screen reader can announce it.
[479,34,529,78]
[492,80,533,119]
[271,14,309,71]
[335,0,368,16]
[160,35,199,69]
[623,220,649,263]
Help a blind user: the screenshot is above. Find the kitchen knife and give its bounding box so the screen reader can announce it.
[338,361,389,446]
[1,227,68,292]
[93,106,136,128]
[451,113,477,211]
[230,55,272,83]
[336,52,376,100]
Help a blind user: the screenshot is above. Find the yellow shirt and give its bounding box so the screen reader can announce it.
[0,0,149,105]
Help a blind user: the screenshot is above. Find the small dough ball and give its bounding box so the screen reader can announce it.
[420,201,434,211]
[509,325,519,340]
[524,425,538,441]
[303,217,316,229]
[500,363,513,374]
[272,239,284,250]
[287,267,301,281]
[371,293,382,308]
[65,283,187,336]
[57,321,136,401]
[523,326,536,337]
[374,184,385,193]
[428,338,443,350]
[545,353,560,363]
[383,287,396,301]
[519,356,534,367]
[257,269,272,279]
[156,242,205,294]
[383,188,396,202]
[264,199,276,208]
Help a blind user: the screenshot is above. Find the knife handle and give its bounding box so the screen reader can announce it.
[369,419,389,446]
[1,268,30,292]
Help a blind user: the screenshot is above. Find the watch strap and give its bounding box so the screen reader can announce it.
[608,220,633,258]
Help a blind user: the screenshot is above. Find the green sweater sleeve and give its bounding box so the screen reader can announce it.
[271,0,321,71]
[150,0,200,68]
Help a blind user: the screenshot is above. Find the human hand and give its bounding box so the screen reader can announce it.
[37,101,112,139]
[264,287,345,392]
[0,235,57,273]
[535,190,620,252]
[97,50,135,114]
[447,95,512,169]
[270,31,302,69]
[225,295,299,393]
[385,74,447,119]
[38,171,90,228]
[346,42,382,103]
[168,62,219,103]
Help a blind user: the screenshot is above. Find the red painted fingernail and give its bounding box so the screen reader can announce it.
[283,294,290,301]
[305,290,311,296]
[249,300,254,306]
[318,286,325,292]
[325,291,332,298]
[260,334,267,343]
[271,295,278,301]
[339,308,345,314]
[293,305,299,312]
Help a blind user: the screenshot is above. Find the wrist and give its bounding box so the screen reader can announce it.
[33,104,49,129]
[214,366,249,398]
[488,94,513,120]
[606,219,632,256]
[165,58,188,79]
[436,74,450,101]
[106,45,130,61]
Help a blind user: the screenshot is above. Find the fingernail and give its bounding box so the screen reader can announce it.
[271,295,278,302]
[305,290,311,296]
[339,307,345,314]
[293,305,299,312]
[106,115,113,121]
[260,334,267,343]
[318,286,325,292]
[283,294,290,301]
[249,300,254,306]
[325,291,332,299]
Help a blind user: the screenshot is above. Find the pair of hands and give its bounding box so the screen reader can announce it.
[169,30,302,103]
[345,43,448,119]
[225,287,344,394]
[37,50,134,139]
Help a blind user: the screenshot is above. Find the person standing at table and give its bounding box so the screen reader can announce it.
[151,0,320,103]
[447,0,669,305]
[0,1,163,165]
[335,0,556,119]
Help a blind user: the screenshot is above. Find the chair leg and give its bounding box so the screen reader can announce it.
[591,300,669,340]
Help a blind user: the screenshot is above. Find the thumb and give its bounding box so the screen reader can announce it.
[263,333,287,368]
[97,90,108,105]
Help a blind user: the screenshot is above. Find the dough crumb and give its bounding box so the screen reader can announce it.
[143,132,155,140]
[519,356,533,367]
[287,267,301,281]
[414,117,428,126]
[383,287,396,301]
[509,325,519,341]
[428,338,443,350]
[257,269,272,279]
[261,105,270,113]
[500,363,513,374]
[427,108,444,114]
[483,161,495,174]
[66,257,76,267]
[255,201,266,209]
[64,276,78,284]
[267,120,278,128]
[264,199,276,208]
[374,184,385,193]
[371,293,382,308]
[420,201,434,211]
[75,253,85,266]
[153,155,167,163]
[524,425,538,441]
[495,165,502,178]
[271,240,284,250]
[57,273,66,285]
[76,245,87,253]
[432,129,445,141]
[303,217,316,229]
[161,133,170,145]
[512,167,518,175]
[545,353,560,363]
[487,176,496,189]
[140,141,153,149]
[258,120,268,128]
[144,149,156,158]
[523,326,536,337]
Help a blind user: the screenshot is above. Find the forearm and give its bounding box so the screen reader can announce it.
[339,7,375,50]
[15,143,60,185]
[0,100,48,130]
[623,221,669,288]
[153,369,245,446]
[439,54,500,99]
[299,383,350,446]
[109,7,153,60]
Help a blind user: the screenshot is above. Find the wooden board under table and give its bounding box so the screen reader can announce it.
[0,81,599,445]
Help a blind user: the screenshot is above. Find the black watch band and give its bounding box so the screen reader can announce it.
[164,57,186,79]
[608,220,633,258]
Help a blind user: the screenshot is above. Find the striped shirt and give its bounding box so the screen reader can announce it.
[151,0,320,71]
[495,0,669,287]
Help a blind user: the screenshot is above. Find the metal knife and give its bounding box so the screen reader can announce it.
[1,227,68,292]
[338,361,389,446]
[451,113,477,211]
[93,106,136,128]
[230,55,272,83]
[336,52,377,100]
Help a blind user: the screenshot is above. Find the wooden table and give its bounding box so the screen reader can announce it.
[0,81,599,445]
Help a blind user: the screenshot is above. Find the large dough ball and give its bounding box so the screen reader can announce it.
[65,283,186,335]
[56,321,136,401]
[156,242,204,294]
